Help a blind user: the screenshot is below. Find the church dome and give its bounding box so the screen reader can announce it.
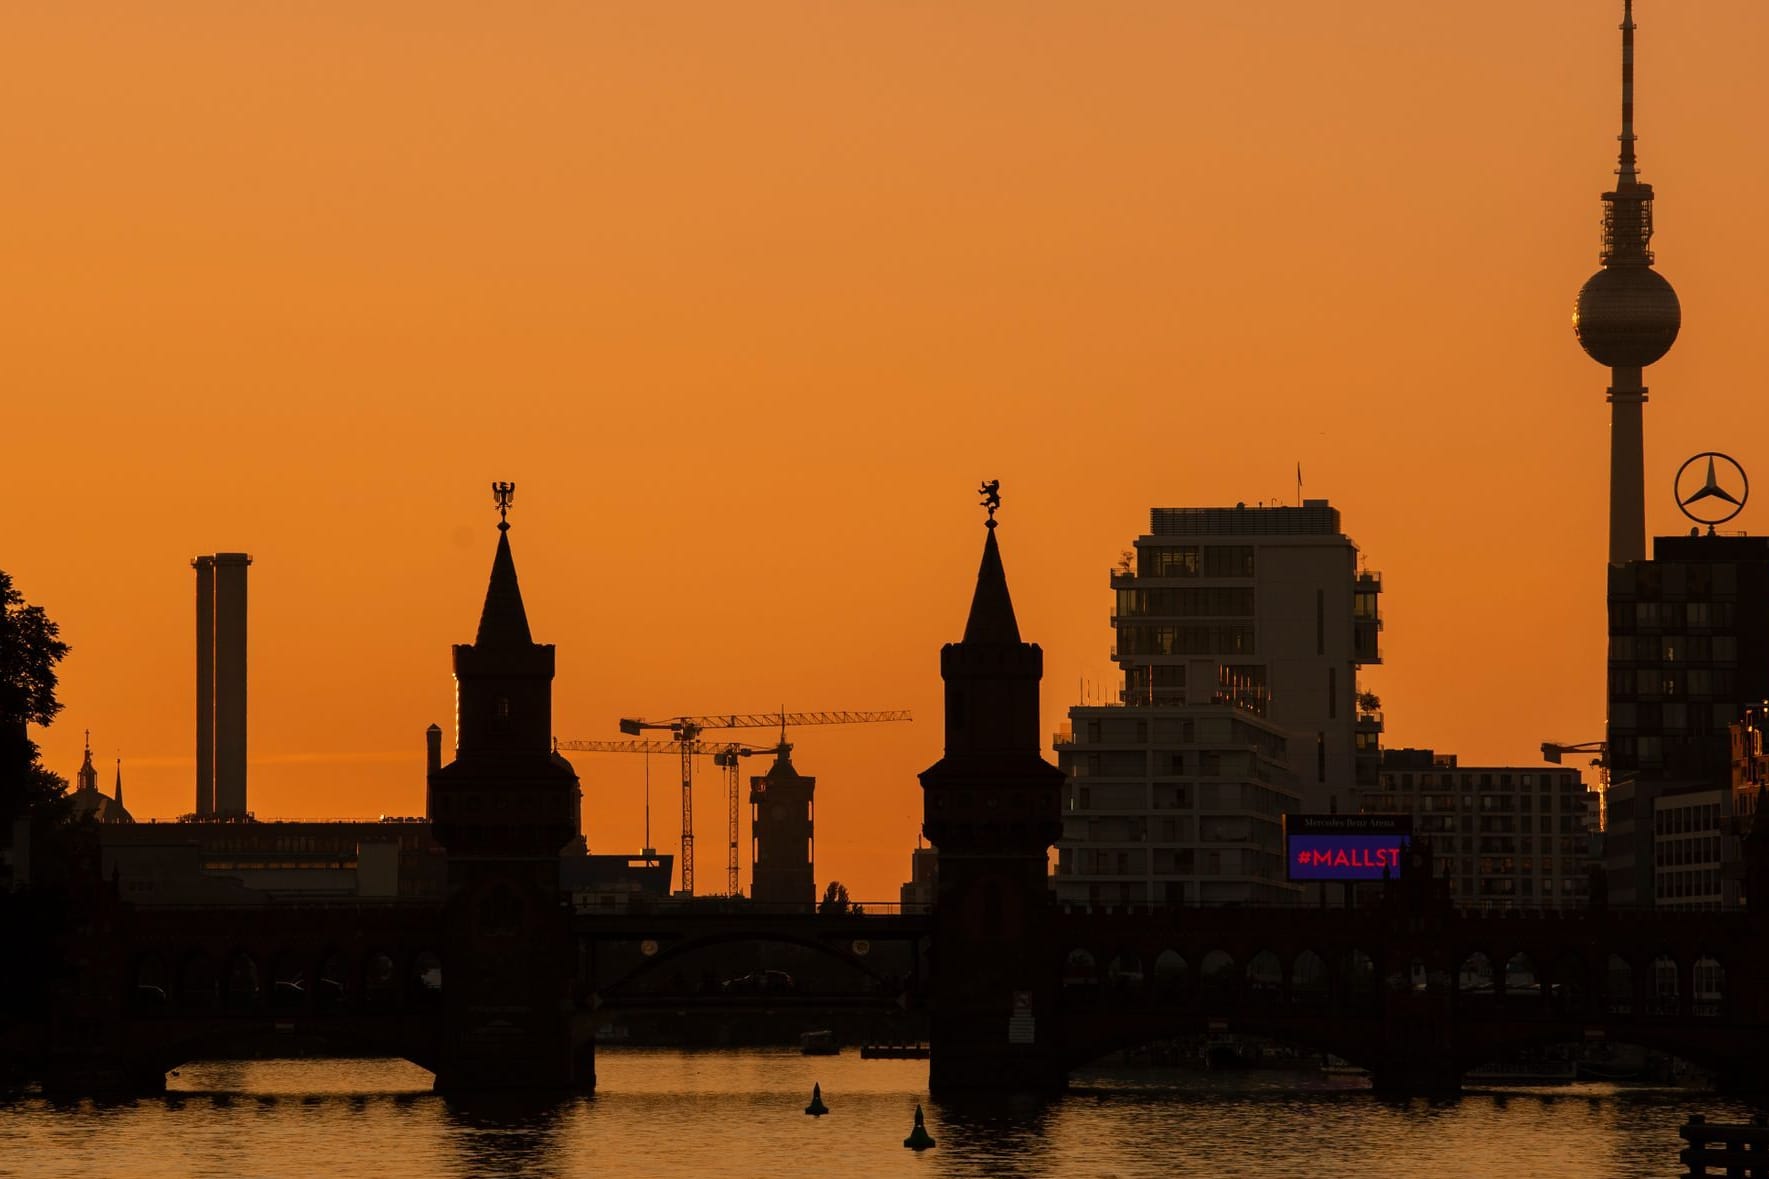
[1574,264,1681,369]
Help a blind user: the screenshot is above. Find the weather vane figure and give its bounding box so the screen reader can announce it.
[491,481,516,530]
[978,479,1001,526]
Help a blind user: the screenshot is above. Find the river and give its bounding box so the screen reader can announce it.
[0,1050,1752,1178]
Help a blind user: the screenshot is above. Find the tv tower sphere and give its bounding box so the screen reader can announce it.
[1574,264,1680,369]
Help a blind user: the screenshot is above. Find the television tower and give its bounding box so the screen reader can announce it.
[1573,0,1681,566]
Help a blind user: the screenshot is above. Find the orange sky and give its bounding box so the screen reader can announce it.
[9,2,1769,901]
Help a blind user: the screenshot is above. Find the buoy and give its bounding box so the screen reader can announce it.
[805,1082,829,1116]
[903,1103,936,1150]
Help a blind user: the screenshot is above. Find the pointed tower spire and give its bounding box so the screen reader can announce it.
[963,524,1022,645]
[475,527,534,647]
[77,731,97,794]
[1617,0,1638,186]
[475,481,534,648]
[113,758,124,809]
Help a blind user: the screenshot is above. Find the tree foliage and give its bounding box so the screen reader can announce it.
[818,880,864,916]
[0,570,71,823]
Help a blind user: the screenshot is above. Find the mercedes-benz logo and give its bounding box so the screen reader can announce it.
[1675,452,1749,528]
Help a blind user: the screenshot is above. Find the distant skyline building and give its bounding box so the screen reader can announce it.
[748,744,815,909]
[1360,749,1596,909]
[1053,499,1381,906]
[1572,0,1681,567]
[192,552,252,817]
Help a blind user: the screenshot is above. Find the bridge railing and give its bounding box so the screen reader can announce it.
[574,899,915,917]
[1052,899,1717,918]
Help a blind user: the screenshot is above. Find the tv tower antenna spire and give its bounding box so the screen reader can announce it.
[1573,0,1681,567]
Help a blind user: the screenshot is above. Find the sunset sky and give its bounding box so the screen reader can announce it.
[9,1,1769,900]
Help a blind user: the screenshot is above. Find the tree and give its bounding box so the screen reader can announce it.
[0,569,71,824]
[818,881,864,916]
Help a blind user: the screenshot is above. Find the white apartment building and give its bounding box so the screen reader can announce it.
[1107,502,1382,813]
[1055,704,1297,906]
[1053,500,1380,906]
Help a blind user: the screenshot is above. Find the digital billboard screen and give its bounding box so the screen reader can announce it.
[1284,814,1412,882]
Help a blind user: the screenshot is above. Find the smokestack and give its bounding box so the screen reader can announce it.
[192,556,215,816]
[212,554,251,815]
[194,553,252,817]
[426,723,443,774]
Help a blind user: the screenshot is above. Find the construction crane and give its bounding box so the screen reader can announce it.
[1542,739,1609,827]
[555,737,771,882]
[585,710,912,896]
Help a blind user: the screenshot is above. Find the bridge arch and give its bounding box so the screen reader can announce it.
[1650,953,1680,1016]
[269,950,308,1014]
[224,950,261,1014]
[1694,955,1725,1017]
[1503,953,1538,1004]
[1605,953,1634,1013]
[595,928,901,999]
[1245,951,1283,1004]
[1152,950,1188,1000]
[1291,951,1327,1005]
[178,951,218,1011]
[411,950,444,1009]
[1458,952,1495,999]
[1199,950,1236,1004]
[364,949,400,1010]
[316,949,351,1013]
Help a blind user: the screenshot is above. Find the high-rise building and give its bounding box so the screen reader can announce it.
[899,844,937,913]
[1053,499,1381,907]
[1572,0,1681,567]
[1604,535,1769,906]
[1103,501,1381,812]
[192,552,251,816]
[1359,749,1596,909]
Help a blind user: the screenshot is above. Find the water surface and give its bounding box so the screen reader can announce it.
[0,1049,1748,1178]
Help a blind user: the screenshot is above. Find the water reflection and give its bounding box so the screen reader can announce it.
[439,1092,576,1179]
[928,1093,1056,1179]
[0,1053,1761,1179]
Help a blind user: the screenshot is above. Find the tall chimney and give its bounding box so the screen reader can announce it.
[212,553,252,815]
[192,556,216,816]
[425,723,443,774]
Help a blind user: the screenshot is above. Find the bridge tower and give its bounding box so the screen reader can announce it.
[920,496,1067,1093]
[426,485,588,1091]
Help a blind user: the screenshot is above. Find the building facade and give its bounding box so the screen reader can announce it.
[1106,501,1382,813]
[748,745,815,909]
[1605,534,1769,906]
[1052,500,1380,907]
[1054,705,1297,906]
[1360,749,1597,908]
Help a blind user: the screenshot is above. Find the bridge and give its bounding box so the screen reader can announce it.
[17,507,1769,1096]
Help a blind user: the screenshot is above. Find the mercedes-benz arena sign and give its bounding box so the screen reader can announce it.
[1284,814,1412,881]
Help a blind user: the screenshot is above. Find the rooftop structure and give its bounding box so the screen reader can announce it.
[69,733,132,825]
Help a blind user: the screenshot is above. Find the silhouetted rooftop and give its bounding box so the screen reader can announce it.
[1149,502,1341,538]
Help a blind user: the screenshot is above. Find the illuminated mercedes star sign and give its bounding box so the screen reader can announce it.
[1674,452,1749,528]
